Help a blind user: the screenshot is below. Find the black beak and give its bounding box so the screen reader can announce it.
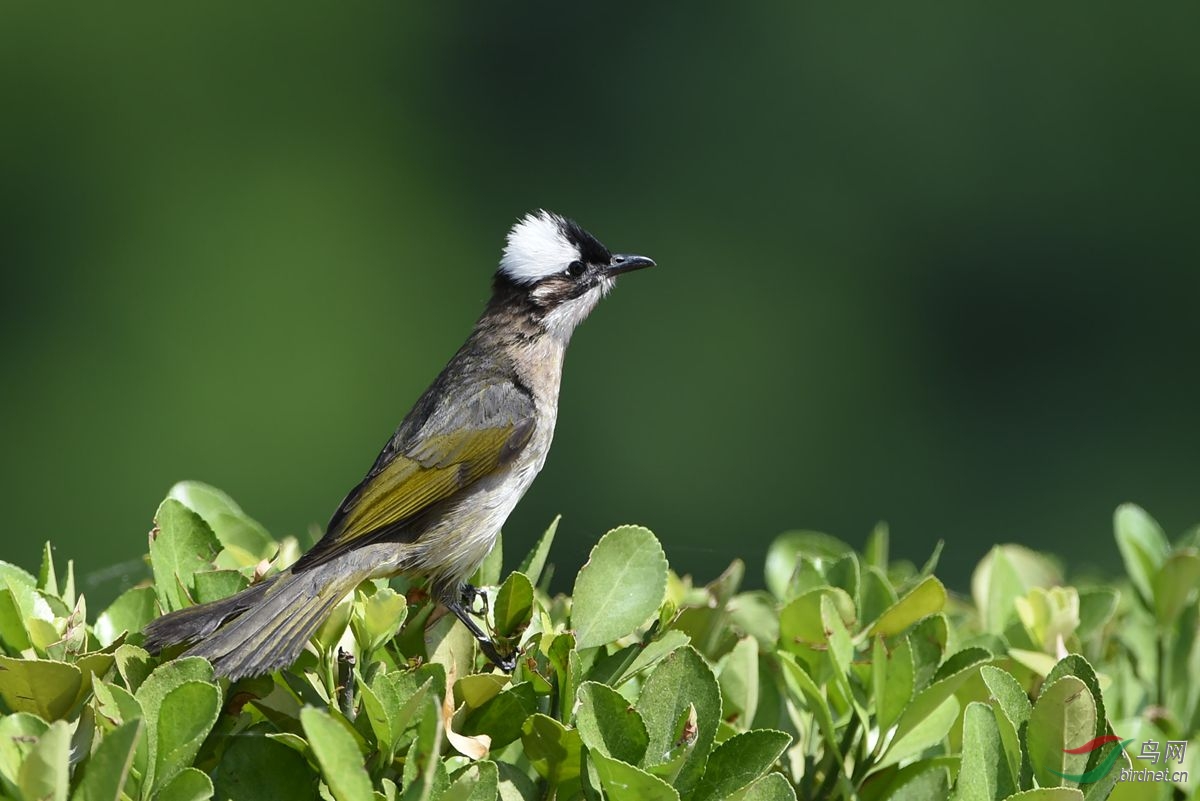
[606,253,656,276]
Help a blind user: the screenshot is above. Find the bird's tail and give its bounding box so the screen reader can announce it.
[142,562,368,680]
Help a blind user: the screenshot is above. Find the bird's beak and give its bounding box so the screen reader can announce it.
[606,254,656,276]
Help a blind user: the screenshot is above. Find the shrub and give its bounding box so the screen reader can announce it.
[0,481,1195,800]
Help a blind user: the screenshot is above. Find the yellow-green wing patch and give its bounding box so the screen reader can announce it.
[299,422,531,569]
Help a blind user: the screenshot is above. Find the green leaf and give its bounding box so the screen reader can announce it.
[765,531,852,600]
[462,681,537,750]
[859,566,898,631]
[93,680,144,730]
[873,636,914,732]
[603,630,691,688]
[881,645,989,754]
[980,666,1031,784]
[152,682,222,794]
[149,499,222,613]
[0,562,37,592]
[517,516,559,589]
[1074,589,1118,641]
[39,542,68,604]
[785,558,825,599]
[70,719,143,801]
[496,762,537,801]
[908,615,948,690]
[825,554,860,610]
[357,680,395,761]
[301,706,373,801]
[135,657,214,792]
[1043,655,1107,760]
[350,586,407,656]
[862,758,957,801]
[777,587,855,654]
[778,656,841,763]
[386,674,436,743]
[868,576,946,637]
[727,591,779,649]
[211,734,317,801]
[1008,649,1059,679]
[168,480,276,565]
[920,540,945,579]
[443,761,499,801]
[194,570,250,604]
[689,729,791,801]
[0,565,56,653]
[19,719,70,801]
[95,587,158,648]
[717,636,759,728]
[401,693,449,801]
[1152,550,1200,624]
[154,768,213,801]
[588,750,678,801]
[575,681,649,765]
[571,526,668,649]
[875,694,959,771]
[0,655,82,720]
[636,646,721,794]
[454,673,509,710]
[493,572,534,639]
[521,713,583,786]
[1015,586,1080,653]
[0,589,33,653]
[972,546,1060,634]
[114,645,154,695]
[880,647,986,769]
[1113,503,1169,608]
[1026,676,1096,789]
[424,614,476,689]
[728,772,797,801]
[820,594,854,678]
[1000,790,1084,801]
[0,713,49,790]
[954,702,1016,801]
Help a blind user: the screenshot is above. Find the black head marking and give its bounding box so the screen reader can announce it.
[557,216,611,266]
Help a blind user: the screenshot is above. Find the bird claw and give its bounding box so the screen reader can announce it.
[459,583,488,617]
[478,639,517,673]
[445,585,515,673]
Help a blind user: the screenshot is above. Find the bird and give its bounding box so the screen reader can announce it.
[142,210,655,679]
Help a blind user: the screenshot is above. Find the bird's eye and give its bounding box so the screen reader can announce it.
[567,260,585,277]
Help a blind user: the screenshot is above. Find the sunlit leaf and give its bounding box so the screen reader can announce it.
[572,526,668,650]
[301,706,373,801]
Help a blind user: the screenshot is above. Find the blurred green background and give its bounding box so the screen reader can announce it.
[2,4,1197,605]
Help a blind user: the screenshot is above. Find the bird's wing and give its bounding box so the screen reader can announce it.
[297,381,535,569]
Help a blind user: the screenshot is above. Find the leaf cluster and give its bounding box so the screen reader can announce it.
[0,483,1196,801]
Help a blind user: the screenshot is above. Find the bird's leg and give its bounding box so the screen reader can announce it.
[458,583,489,618]
[443,594,516,673]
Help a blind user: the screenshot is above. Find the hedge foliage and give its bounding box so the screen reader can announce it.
[0,482,1196,801]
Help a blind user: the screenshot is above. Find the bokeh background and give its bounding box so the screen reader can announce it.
[3,4,1197,606]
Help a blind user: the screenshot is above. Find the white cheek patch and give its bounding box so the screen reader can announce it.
[500,210,578,284]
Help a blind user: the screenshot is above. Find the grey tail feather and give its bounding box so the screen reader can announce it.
[142,564,366,680]
[143,577,275,653]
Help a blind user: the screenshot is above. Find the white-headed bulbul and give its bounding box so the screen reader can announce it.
[143,210,654,677]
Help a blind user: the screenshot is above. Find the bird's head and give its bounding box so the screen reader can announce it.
[495,210,654,340]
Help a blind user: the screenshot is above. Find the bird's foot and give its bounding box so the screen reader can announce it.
[458,583,489,618]
[477,638,517,673]
[444,592,516,674]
